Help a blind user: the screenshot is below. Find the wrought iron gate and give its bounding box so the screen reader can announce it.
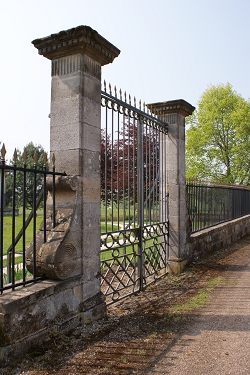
[100,84,169,304]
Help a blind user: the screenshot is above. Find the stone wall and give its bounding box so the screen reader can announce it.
[189,214,250,261]
[0,277,105,364]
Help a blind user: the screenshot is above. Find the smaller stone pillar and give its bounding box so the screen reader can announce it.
[148,100,195,274]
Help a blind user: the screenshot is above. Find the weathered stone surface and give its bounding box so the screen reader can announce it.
[32,25,120,65]
[189,214,250,261]
[0,280,106,365]
[0,26,119,365]
[148,100,195,263]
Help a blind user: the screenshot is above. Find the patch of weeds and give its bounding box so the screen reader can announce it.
[207,277,222,287]
[122,358,128,364]
[172,276,222,313]
[189,265,200,272]
[173,315,182,322]
[162,329,173,334]
[168,313,182,322]
[137,349,146,355]
[227,280,237,285]
[174,282,184,287]
[148,332,157,339]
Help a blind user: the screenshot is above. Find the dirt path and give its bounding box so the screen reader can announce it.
[2,234,250,375]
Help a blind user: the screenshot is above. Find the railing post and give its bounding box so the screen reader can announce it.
[32,27,120,312]
[148,100,195,274]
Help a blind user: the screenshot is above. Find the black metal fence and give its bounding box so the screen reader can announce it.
[100,83,169,304]
[0,144,66,293]
[187,180,250,232]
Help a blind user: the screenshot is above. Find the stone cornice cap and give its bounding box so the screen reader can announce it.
[32,25,120,66]
[147,99,195,117]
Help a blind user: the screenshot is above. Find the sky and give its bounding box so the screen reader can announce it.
[1,0,250,158]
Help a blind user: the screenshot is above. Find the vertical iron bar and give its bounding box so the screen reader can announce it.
[104,105,108,233]
[111,105,114,231]
[0,165,4,291]
[127,114,131,228]
[11,165,16,288]
[137,117,144,291]
[111,105,114,232]
[132,117,136,229]
[117,109,120,230]
[33,164,37,279]
[122,112,125,230]
[52,162,56,229]
[43,163,47,243]
[22,163,26,282]
[145,123,148,225]
[154,129,160,222]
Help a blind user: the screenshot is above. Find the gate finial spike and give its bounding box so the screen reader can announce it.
[109,83,112,95]
[120,89,122,100]
[52,153,56,168]
[139,100,141,110]
[22,149,27,165]
[104,80,106,92]
[34,151,38,166]
[143,102,145,112]
[114,85,117,98]
[134,97,136,107]
[124,91,127,102]
[43,152,48,167]
[13,148,18,166]
[129,94,131,105]
[1,143,6,161]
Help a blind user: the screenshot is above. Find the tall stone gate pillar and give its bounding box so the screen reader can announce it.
[32,26,120,308]
[148,100,195,273]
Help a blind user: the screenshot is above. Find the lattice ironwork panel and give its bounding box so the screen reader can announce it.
[142,222,169,284]
[100,222,168,304]
[100,228,140,303]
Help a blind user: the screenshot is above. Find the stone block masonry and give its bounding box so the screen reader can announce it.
[0,25,120,366]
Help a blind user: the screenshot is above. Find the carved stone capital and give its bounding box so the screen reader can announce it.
[32,25,120,66]
[147,99,195,118]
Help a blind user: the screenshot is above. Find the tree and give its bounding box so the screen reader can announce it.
[5,142,48,209]
[186,83,250,184]
[101,118,160,205]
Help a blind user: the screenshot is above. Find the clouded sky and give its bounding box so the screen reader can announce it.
[1,0,250,157]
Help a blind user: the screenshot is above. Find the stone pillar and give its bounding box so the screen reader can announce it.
[32,27,120,301]
[148,100,195,274]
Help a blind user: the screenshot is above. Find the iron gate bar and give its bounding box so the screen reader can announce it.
[101,89,168,134]
[187,180,250,233]
[101,84,169,304]
[0,145,67,294]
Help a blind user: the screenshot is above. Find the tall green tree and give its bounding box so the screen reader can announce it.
[186,83,250,184]
[5,142,48,209]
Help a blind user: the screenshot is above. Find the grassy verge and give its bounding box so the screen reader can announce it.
[172,277,222,313]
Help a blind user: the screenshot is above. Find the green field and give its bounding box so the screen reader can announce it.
[1,211,43,256]
[2,205,161,274]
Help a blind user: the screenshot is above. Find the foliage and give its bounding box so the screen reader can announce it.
[186,83,250,184]
[5,142,48,208]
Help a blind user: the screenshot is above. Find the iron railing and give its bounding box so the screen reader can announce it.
[100,83,169,304]
[187,180,250,232]
[0,145,66,293]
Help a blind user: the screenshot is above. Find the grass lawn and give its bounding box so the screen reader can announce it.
[2,210,43,256]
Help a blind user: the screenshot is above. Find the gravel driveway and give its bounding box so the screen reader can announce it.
[2,234,250,375]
